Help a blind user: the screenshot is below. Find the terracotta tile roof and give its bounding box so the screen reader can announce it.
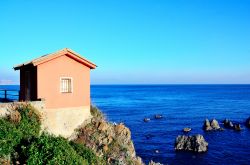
[14,48,97,70]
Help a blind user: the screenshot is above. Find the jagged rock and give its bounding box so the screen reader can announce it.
[103,144,109,152]
[203,119,212,131]
[203,119,221,131]
[245,117,250,128]
[144,118,150,122]
[155,115,163,119]
[183,127,191,133]
[223,119,242,131]
[148,160,163,165]
[75,113,143,165]
[223,119,234,128]
[98,121,108,131]
[107,135,113,143]
[115,123,126,134]
[210,119,220,129]
[175,134,208,152]
[233,123,242,131]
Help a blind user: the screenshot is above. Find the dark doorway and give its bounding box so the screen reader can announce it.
[25,71,31,101]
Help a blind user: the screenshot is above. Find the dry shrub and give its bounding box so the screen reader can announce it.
[6,103,42,125]
[7,109,21,124]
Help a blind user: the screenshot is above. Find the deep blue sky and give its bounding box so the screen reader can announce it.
[0,0,249,84]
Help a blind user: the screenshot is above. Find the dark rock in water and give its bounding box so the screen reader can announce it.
[203,119,221,131]
[145,134,154,139]
[183,127,191,133]
[223,119,234,129]
[223,119,241,131]
[245,117,250,128]
[155,114,163,119]
[144,118,150,122]
[233,123,242,131]
[203,119,212,131]
[175,134,208,152]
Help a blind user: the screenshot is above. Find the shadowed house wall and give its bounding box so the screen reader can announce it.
[37,55,90,109]
[19,65,37,101]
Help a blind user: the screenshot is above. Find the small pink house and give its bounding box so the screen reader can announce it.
[14,48,96,109]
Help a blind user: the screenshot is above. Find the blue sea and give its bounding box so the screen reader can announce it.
[1,85,250,165]
[91,85,250,165]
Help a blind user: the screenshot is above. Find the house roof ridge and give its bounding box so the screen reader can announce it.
[14,48,97,70]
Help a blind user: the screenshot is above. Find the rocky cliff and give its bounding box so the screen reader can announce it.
[73,106,145,165]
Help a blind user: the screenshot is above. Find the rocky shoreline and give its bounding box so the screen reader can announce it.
[73,106,163,165]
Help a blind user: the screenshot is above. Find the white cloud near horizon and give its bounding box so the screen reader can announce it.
[0,68,19,85]
[0,79,18,85]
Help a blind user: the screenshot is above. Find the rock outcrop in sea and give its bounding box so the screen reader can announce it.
[203,119,222,131]
[144,118,150,122]
[223,119,234,129]
[245,117,250,128]
[175,134,208,152]
[233,123,242,131]
[154,114,163,119]
[223,119,242,131]
[183,127,191,133]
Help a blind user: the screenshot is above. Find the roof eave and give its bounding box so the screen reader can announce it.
[13,63,34,70]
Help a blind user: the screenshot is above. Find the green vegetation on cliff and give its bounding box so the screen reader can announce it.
[0,104,41,158]
[0,104,103,165]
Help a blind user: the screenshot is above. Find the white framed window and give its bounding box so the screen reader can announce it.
[60,77,73,93]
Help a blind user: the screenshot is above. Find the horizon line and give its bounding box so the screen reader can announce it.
[91,83,250,85]
[2,83,250,86]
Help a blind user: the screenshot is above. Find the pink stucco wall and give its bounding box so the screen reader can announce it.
[37,55,90,109]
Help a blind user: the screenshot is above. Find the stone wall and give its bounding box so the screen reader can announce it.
[41,106,91,138]
[0,101,45,117]
[0,102,91,138]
